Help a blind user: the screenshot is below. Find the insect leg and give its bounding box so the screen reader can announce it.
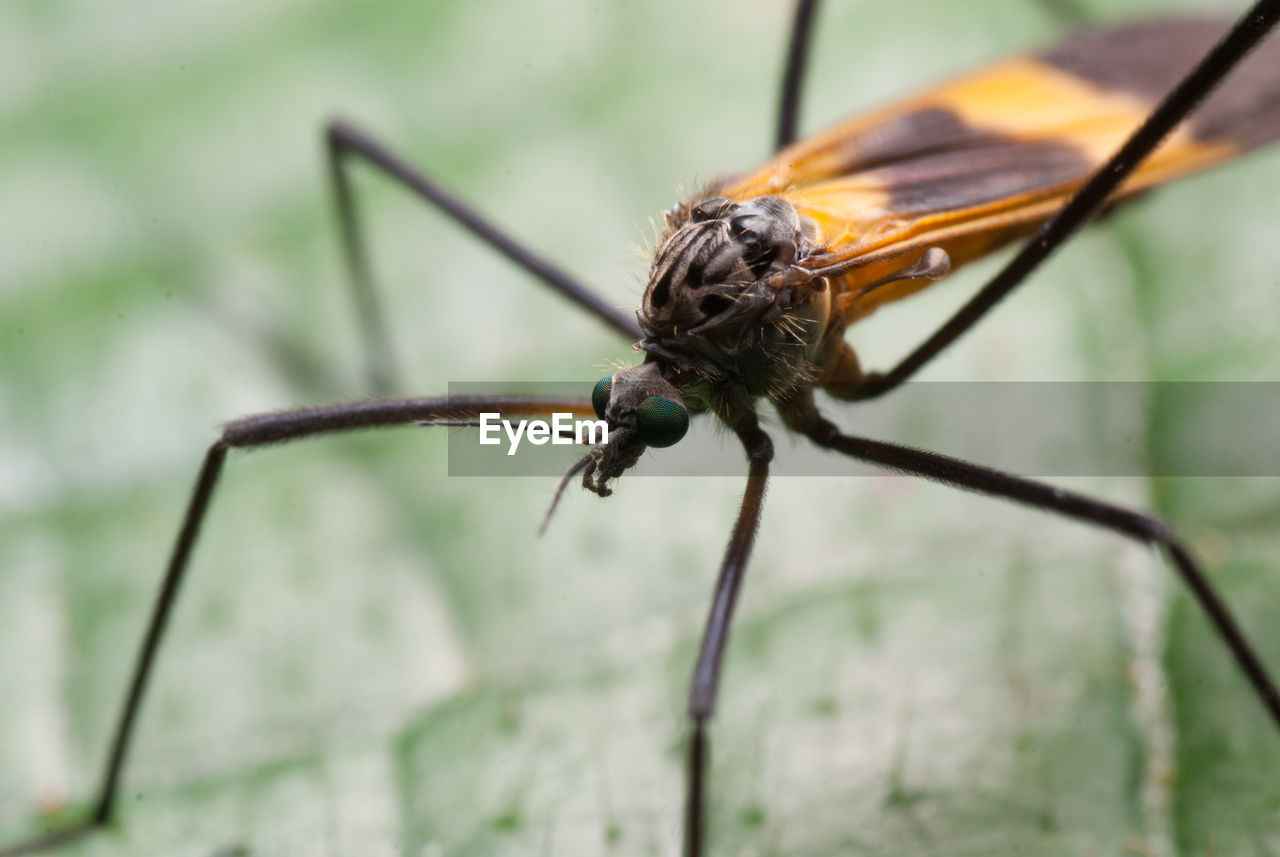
[325,119,642,393]
[775,0,1087,156]
[839,0,1280,402]
[789,407,1280,733]
[775,0,821,152]
[0,394,590,857]
[684,414,773,857]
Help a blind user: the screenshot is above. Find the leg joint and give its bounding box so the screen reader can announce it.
[747,431,774,464]
[324,116,357,151]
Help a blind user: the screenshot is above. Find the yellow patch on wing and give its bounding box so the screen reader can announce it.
[716,53,1241,326]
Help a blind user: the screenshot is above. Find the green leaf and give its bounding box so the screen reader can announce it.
[2,0,1278,855]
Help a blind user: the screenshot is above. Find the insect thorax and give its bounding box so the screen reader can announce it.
[637,195,834,404]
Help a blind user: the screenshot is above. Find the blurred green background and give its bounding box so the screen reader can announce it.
[2,0,1279,854]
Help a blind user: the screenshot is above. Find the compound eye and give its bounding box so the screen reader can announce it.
[592,375,613,420]
[635,396,689,448]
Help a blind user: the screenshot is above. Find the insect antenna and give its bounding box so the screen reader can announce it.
[538,449,598,536]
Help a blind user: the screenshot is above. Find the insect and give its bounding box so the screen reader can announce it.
[3,0,1280,855]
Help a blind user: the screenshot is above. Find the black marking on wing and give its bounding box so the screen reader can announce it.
[825,106,994,175]
[1042,17,1280,149]
[875,140,1091,214]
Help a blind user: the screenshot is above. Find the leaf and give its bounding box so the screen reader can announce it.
[1,0,1278,855]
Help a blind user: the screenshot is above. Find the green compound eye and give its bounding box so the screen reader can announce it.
[636,396,689,448]
[592,375,613,420]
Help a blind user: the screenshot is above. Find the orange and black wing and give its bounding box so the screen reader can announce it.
[717,17,1280,324]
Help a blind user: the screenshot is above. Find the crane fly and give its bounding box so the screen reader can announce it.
[3,0,1280,855]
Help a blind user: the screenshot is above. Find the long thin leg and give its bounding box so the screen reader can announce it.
[325,119,642,392]
[684,414,774,857]
[773,0,1085,155]
[775,0,821,152]
[843,0,1280,401]
[0,394,590,857]
[789,405,1280,730]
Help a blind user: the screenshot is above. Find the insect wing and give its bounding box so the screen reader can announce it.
[719,17,1280,323]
